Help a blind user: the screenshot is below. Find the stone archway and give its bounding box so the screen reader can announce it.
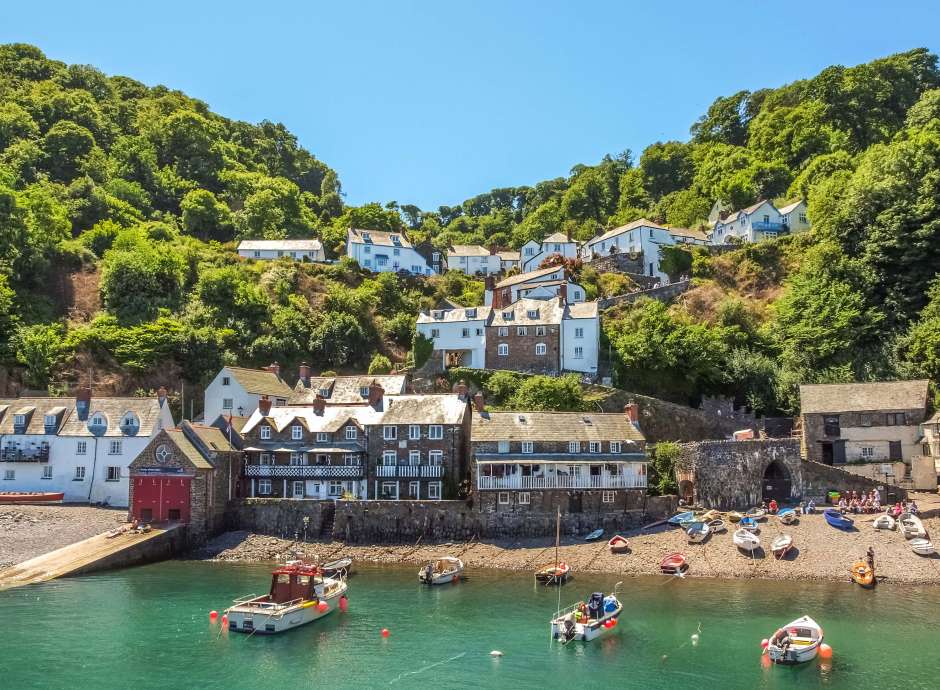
[762,461,792,503]
[678,480,694,504]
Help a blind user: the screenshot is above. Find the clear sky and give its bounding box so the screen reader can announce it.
[2,1,938,210]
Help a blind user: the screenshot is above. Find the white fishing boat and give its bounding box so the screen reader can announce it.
[777,508,797,525]
[686,521,710,543]
[733,528,760,552]
[418,557,464,585]
[225,560,347,635]
[771,534,793,559]
[910,538,935,556]
[898,513,927,539]
[667,511,695,526]
[550,585,623,644]
[746,507,767,521]
[321,557,353,578]
[707,518,726,533]
[872,514,895,531]
[766,616,824,664]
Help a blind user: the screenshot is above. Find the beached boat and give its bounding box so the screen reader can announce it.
[850,561,874,588]
[535,562,571,585]
[320,557,352,578]
[777,508,797,525]
[660,553,687,574]
[746,508,767,521]
[419,557,463,585]
[550,587,623,643]
[766,616,824,664]
[607,535,630,554]
[823,509,854,531]
[584,528,604,541]
[872,514,895,531]
[701,509,719,523]
[733,529,760,552]
[686,521,710,543]
[728,511,744,523]
[0,491,64,504]
[740,516,759,532]
[667,511,694,526]
[898,513,926,539]
[771,534,793,559]
[707,518,726,533]
[225,560,347,635]
[910,538,935,556]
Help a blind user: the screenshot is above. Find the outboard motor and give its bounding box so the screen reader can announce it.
[588,592,604,619]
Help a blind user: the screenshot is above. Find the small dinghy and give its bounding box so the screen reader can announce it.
[535,562,571,585]
[0,491,64,504]
[700,509,719,523]
[740,516,759,532]
[850,561,874,588]
[686,521,710,543]
[667,511,695,526]
[777,508,797,525]
[771,534,793,559]
[898,513,927,539]
[607,535,630,554]
[321,557,353,578]
[824,509,854,531]
[910,538,935,556]
[584,528,604,541]
[551,588,623,643]
[734,528,760,552]
[746,508,767,521]
[419,557,463,585]
[660,552,687,574]
[707,518,726,533]
[766,616,824,664]
[872,514,895,531]
[728,511,744,523]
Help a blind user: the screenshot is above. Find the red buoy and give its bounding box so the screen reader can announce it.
[381,628,390,638]
[318,601,329,613]
[339,596,348,613]
[209,610,218,622]
[221,614,228,626]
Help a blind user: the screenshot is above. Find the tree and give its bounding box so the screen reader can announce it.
[181,189,233,240]
[14,323,64,388]
[658,246,692,281]
[509,374,584,411]
[42,120,96,181]
[100,241,186,323]
[898,276,940,383]
[308,311,374,368]
[690,91,753,146]
[639,141,694,199]
[368,353,393,374]
[0,102,39,151]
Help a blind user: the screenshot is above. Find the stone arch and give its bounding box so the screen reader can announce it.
[678,480,694,503]
[761,460,792,503]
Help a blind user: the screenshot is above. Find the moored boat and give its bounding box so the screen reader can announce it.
[419,557,463,585]
[707,518,726,533]
[0,491,64,504]
[850,561,874,588]
[225,560,347,635]
[733,528,760,552]
[550,587,623,643]
[535,562,571,585]
[607,535,630,554]
[584,528,604,541]
[701,509,719,523]
[746,507,767,521]
[740,516,759,532]
[872,514,895,531]
[320,557,352,578]
[728,511,744,523]
[771,534,793,559]
[910,538,935,556]
[823,509,854,531]
[765,616,824,664]
[898,513,926,539]
[660,552,687,574]
[686,521,710,543]
[777,508,797,525]
[667,511,694,526]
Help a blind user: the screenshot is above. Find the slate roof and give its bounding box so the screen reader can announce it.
[668,227,709,242]
[289,375,408,405]
[542,232,574,244]
[186,422,236,453]
[495,265,565,289]
[375,395,468,425]
[0,398,70,434]
[417,306,492,324]
[567,301,599,319]
[238,239,323,251]
[471,411,645,443]
[226,367,293,397]
[59,397,166,437]
[347,228,413,248]
[490,298,565,326]
[777,200,804,215]
[497,250,520,261]
[799,380,930,415]
[448,245,491,257]
[586,218,666,247]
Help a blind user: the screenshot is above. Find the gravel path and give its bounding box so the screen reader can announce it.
[0,505,127,569]
[194,512,940,585]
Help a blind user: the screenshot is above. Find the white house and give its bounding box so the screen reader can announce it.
[0,389,174,507]
[777,200,811,234]
[446,245,501,275]
[237,239,325,262]
[416,305,492,369]
[520,232,578,272]
[710,199,811,245]
[581,218,675,282]
[484,265,587,307]
[668,227,709,246]
[560,301,600,375]
[203,364,293,423]
[346,228,439,275]
[496,250,520,272]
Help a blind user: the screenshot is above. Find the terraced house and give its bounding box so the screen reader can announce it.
[288,366,408,406]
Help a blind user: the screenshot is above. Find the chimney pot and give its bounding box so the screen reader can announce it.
[259,395,272,416]
[265,362,281,378]
[559,282,568,304]
[624,403,639,427]
[313,394,326,415]
[368,382,385,407]
[473,391,485,413]
[75,386,92,420]
[298,362,311,385]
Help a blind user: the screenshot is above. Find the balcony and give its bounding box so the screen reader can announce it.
[1,445,50,463]
[244,465,363,478]
[751,221,784,232]
[375,464,444,478]
[477,473,646,491]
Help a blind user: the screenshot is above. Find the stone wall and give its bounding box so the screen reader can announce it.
[801,461,907,505]
[586,252,646,275]
[485,323,561,375]
[227,498,330,539]
[599,280,691,309]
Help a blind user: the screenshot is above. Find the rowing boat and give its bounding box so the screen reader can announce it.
[823,509,853,531]
[607,535,630,554]
[850,561,874,588]
[771,534,793,559]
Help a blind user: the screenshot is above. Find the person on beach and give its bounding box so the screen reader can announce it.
[866,547,875,576]
[909,500,918,515]
[838,497,848,513]
[768,499,778,514]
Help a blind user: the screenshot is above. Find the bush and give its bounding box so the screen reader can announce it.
[14,323,65,388]
[368,353,393,374]
[649,442,680,496]
[412,332,434,369]
[509,374,584,411]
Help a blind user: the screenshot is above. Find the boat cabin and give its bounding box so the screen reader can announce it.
[268,562,323,604]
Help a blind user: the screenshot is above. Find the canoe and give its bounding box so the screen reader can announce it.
[733,529,760,552]
[535,562,571,584]
[607,535,630,554]
[707,518,726,533]
[667,511,694,526]
[910,538,935,556]
[872,514,895,531]
[777,508,797,525]
[0,491,64,503]
[321,557,353,578]
[686,521,710,543]
[739,517,759,532]
[584,529,604,541]
[746,508,767,521]
[728,511,744,523]
[823,509,854,531]
[771,534,793,559]
[850,561,874,588]
[766,616,824,664]
[898,513,927,540]
[660,552,687,574]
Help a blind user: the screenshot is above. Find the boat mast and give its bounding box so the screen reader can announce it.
[555,506,560,567]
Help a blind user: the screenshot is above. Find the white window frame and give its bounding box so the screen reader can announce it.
[610,441,622,454]
[518,491,530,505]
[74,466,86,481]
[535,343,546,356]
[383,425,397,441]
[258,479,272,495]
[602,491,615,504]
[259,453,273,465]
[497,440,510,454]
[345,426,357,440]
[498,491,510,505]
[429,450,443,466]
[382,450,397,466]
[381,482,398,500]
[574,347,584,359]
[328,480,343,496]
[409,424,421,440]
[498,344,509,356]
[569,441,580,453]
[429,425,443,440]
[408,480,420,499]
[428,482,442,500]
[292,481,305,498]
[316,432,329,442]
[498,327,509,337]
[574,327,584,338]
[589,441,600,453]
[861,446,874,458]
[517,326,528,336]
[260,425,272,440]
[522,441,534,454]
[76,441,87,455]
[106,466,121,482]
[109,440,122,455]
[535,326,546,336]
[462,328,470,338]
[409,450,420,465]
[222,398,233,410]
[42,465,53,480]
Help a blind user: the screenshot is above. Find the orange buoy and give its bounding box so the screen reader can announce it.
[760,638,769,650]
[209,610,218,621]
[381,628,390,638]
[221,614,228,626]
[819,643,833,659]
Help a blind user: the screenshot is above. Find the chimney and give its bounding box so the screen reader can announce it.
[259,395,272,416]
[624,403,639,429]
[484,275,495,292]
[75,386,92,420]
[368,382,385,407]
[157,386,168,407]
[489,244,498,255]
[264,362,281,379]
[312,394,326,416]
[455,380,468,401]
[298,362,311,385]
[559,283,568,305]
[473,391,485,413]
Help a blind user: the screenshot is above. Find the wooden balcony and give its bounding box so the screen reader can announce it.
[375,464,444,478]
[244,464,363,478]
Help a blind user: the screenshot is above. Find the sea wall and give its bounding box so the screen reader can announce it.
[801,461,907,505]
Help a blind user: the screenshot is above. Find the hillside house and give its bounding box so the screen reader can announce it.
[711,199,809,245]
[237,239,325,262]
[496,250,521,272]
[416,305,492,369]
[203,364,293,424]
[777,200,811,234]
[520,232,578,272]
[446,245,501,275]
[346,228,442,275]
[580,218,675,282]
[668,227,709,246]
[484,265,586,307]
[289,366,408,405]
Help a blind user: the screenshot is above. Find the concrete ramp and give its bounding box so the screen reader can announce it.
[0,523,184,591]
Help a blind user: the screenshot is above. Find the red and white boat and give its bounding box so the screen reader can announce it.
[607,535,630,554]
[0,491,64,504]
[535,561,571,585]
[660,552,687,574]
[225,560,347,635]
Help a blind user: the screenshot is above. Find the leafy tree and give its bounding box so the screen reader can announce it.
[649,441,680,495]
[14,323,64,388]
[308,311,374,368]
[411,331,434,369]
[368,353,393,374]
[509,374,584,411]
[181,189,233,240]
[898,276,940,382]
[0,102,39,151]
[658,245,692,281]
[41,120,96,181]
[100,241,186,323]
[639,141,694,199]
[690,91,753,146]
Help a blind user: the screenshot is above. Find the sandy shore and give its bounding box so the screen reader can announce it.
[0,505,126,568]
[193,510,940,585]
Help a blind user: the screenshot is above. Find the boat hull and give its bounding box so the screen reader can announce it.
[823,509,853,530]
[535,565,570,585]
[778,510,797,525]
[551,602,622,642]
[767,616,823,664]
[226,581,346,635]
[419,558,464,585]
[660,554,687,573]
[0,491,64,503]
[768,641,821,665]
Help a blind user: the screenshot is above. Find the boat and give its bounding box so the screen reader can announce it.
[320,557,352,578]
[746,508,767,521]
[707,518,726,533]
[225,560,347,634]
[733,529,760,552]
[418,557,464,585]
[765,616,824,664]
[607,535,630,554]
[728,511,744,523]
[0,491,64,504]
[739,516,759,532]
[850,561,875,588]
[910,538,935,556]
[823,508,854,531]
[550,586,623,643]
[686,521,710,543]
[667,511,694,526]
[771,534,793,559]
[659,552,687,574]
[872,514,895,530]
[898,513,927,539]
[535,562,571,584]
[777,508,797,525]
[584,528,604,541]
[701,509,719,523]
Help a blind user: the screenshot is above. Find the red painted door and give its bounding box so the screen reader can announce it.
[133,476,191,523]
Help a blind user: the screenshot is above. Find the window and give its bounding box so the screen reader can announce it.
[429,425,443,440]
[466,308,477,318]
[428,482,441,500]
[498,327,509,337]
[589,442,600,453]
[109,441,122,455]
[860,414,872,427]
[476,328,483,336]
[429,450,443,465]
[535,343,546,356]
[573,290,582,300]
[328,481,343,496]
[381,482,398,499]
[518,492,530,505]
[364,245,371,254]
[569,441,580,453]
[574,347,584,359]
[76,441,87,455]
[74,466,86,481]
[461,327,470,338]
[316,432,329,442]
[1,468,15,481]
[886,413,906,426]
[409,425,421,440]
[408,481,420,498]
[382,451,397,466]
[13,414,25,427]
[823,416,840,437]
[574,327,584,339]
[222,398,233,410]
[42,465,53,480]
[861,447,874,458]
[799,213,807,224]
[535,326,546,336]
[498,492,510,505]
[44,414,57,427]
[345,426,357,440]
[517,326,528,336]
[525,247,535,256]
[430,328,440,338]
[502,311,514,320]
[383,425,397,440]
[344,454,360,466]
[259,453,273,465]
[498,440,510,454]
[522,441,534,454]
[610,442,621,454]
[318,388,330,398]
[258,479,272,495]
[291,424,303,440]
[602,491,615,504]
[292,481,304,498]
[260,425,271,440]
[106,466,121,481]
[498,344,509,356]
[553,243,561,251]
[526,309,539,319]
[409,450,420,465]
[289,453,305,466]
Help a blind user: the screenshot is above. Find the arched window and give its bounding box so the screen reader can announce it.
[88,412,108,435]
[120,411,140,435]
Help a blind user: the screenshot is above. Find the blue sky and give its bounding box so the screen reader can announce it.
[2,1,938,209]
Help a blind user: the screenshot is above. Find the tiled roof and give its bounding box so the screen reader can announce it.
[497,251,520,261]
[567,301,599,319]
[471,411,645,443]
[490,298,565,326]
[58,397,166,437]
[799,380,930,415]
[0,398,70,434]
[417,306,492,324]
[668,227,708,241]
[448,245,491,257]
[347,228,413,248]
[186,423,236,453]
[542,232,574,244]
[289,375,408,405]
[237,239,323,251]
[587,218,666,247]
[495,265,564,289]
[376,395,468,425]
[242,405,383,436]
[164,428,214,470]
[777,200,804,215]
[226,367,293,397]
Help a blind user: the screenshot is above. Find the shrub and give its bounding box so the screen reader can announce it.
[368,353,393,374]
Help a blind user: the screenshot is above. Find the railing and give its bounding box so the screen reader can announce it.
[477,474,646,490]
[375,465,444,478]
[0,446,50,463]
[244,465,363,478]
[751,221,784,232]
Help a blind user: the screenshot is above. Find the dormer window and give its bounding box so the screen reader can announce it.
[527,309,539,319]
[318,388,330,398]
[44,414,57,429]
[291,424,303,440]
[390,234,400,245]
[120,412,140,435]
[502,311,514,320]
[432,310,444,320]
[88,413,107,434]
[13,414,26,428]
[260,425,272,440]
[360,386,370,398]
[362,232,372,242]
[465,308,477,319]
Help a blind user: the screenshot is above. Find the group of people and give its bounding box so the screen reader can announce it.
[886,500,919,517]
[837,490,882,514]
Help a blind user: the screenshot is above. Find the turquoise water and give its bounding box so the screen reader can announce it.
[1,561,938,689]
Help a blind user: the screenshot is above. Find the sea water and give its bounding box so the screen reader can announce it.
[0,561,938,689]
